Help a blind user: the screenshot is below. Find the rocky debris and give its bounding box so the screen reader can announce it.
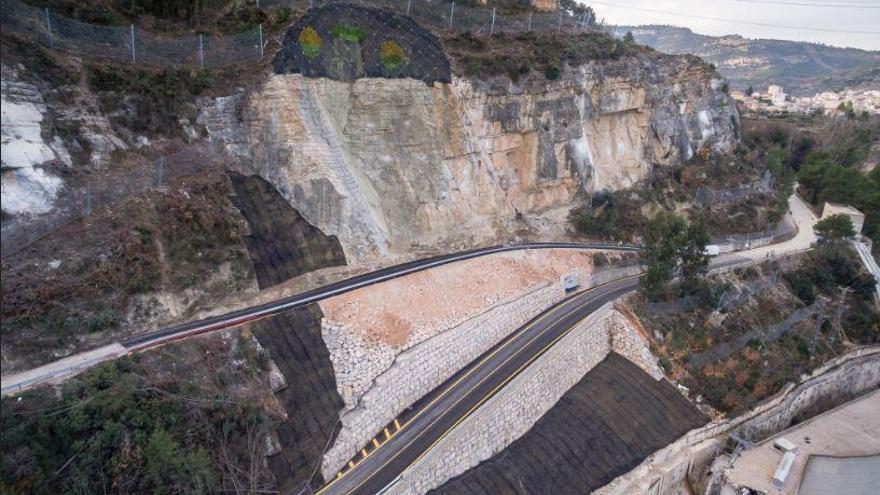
[273,4,451,85]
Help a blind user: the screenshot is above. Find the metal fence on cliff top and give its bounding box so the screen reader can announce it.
[1,0,595,68]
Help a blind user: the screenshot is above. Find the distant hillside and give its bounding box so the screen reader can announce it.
[613,25,880,96]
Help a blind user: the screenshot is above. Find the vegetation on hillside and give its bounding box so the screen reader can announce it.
[641,212,710,298]
[1,173,253,372]
[0,331,277,494]
[23,0,295,34]
[443,30,643,82]
[637,244,878,415]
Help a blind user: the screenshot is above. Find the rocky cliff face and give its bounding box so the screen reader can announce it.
[200,51,738,264]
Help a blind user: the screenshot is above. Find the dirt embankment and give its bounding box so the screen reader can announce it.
[319,249,596,348]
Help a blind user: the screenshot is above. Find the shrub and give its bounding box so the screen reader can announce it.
[298,26,323,58]
[331,22,366,43]
[544,63,560,80]
[379,40,406,71]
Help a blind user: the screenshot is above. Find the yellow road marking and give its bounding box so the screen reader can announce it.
[337,277,639,495]
[317,275,640,495]
[401,283,635,476]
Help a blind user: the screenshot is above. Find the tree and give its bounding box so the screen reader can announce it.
[623,31,636,44]
[641,212,709,297]
[680,218,711,284]
[814,214,856,241]
[746,84,754,96]
[642,212,686,297]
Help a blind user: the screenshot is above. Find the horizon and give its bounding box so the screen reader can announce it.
[588,0,880,51]
[611,23,880,53]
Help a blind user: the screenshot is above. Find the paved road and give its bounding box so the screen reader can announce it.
[314,254,791,495]
[317,275,642,495]
[1,242,637,396]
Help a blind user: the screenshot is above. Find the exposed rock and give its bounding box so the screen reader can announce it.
[201,53,738,264]
[273,4,451,85]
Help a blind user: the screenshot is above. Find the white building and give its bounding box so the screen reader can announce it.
[821,202,865,234]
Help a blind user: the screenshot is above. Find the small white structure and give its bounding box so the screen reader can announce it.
[772,451,797,488]
[768,84,787,106]
[821,202,865,234]
[773,437,798,453]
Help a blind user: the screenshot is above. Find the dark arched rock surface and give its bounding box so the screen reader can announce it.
[273,4,451,84]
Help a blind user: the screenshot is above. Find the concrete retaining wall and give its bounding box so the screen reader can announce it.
[594,346,880,495]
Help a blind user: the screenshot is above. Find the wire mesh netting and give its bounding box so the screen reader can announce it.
[1,143,229,256]
[1,0,596,68]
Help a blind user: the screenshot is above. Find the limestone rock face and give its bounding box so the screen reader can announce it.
[200,54,738,264]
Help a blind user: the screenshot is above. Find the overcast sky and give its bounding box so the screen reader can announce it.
[585,0,880,51]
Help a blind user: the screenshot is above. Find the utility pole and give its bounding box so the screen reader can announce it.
[527,12,532,32]
[258,24,264,58]
[406,0,411,16]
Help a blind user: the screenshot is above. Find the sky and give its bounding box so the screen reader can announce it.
[585,0,880,51]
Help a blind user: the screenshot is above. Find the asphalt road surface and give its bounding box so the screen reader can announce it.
[2,242,637,395]
[121,242,637,350]
[317,275,641,495]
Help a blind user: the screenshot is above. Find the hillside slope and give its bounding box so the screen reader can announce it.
[614,25,880,96]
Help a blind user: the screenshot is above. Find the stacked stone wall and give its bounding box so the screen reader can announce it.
[321,281,565,477]
[385,304,621,495]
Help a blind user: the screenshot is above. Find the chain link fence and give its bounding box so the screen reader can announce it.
[1,143,231,256]
[2,0,594,68]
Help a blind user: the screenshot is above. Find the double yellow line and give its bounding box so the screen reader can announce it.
[318,275,639,495]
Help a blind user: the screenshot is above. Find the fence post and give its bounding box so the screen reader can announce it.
[45,8,53,48]
[258,24,264,58]
[85,182,92,215]
[256,0,260,8]
[406,0,411,15]
[198,33,204,68]
[449,2,455,30]
[130,24,136,63]
[157,157,165,187]
[527,12,532,32]
[490,7,495,35]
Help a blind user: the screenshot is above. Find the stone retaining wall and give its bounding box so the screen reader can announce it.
[321,281,565,478]
[594,346,880,495]
[385,303,662,495]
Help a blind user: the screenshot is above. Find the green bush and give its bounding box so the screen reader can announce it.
[331,22,366,43]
